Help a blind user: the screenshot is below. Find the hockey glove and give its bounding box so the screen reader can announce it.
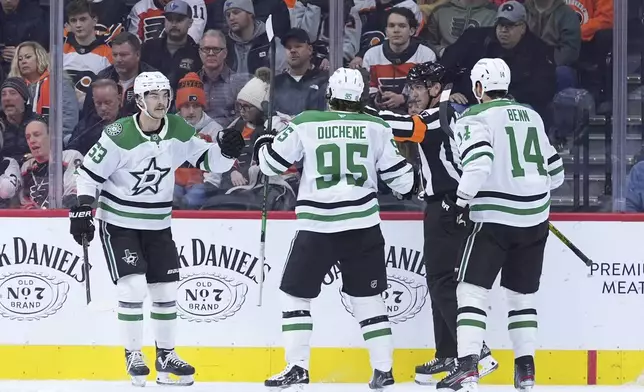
[252,134,276,164]
[217,128,245,159]
[394,165,421,200]
[439,195,471,234]
[69,204,95,245]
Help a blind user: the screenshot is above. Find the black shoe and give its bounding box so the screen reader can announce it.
[369,368,394,390]
[155,348,195,386]
[514,355,535,391]
[415,357,455,385]
[436,354,479,391]
[265,364,309,388]
[125,349,150,387]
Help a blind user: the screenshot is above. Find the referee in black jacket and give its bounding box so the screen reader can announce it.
[365,62,498,384]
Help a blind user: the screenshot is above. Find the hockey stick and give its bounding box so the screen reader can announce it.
[438,84,593,267]
[257,16,278,307]
[438,83,455,139]
[547,222,593,266]
[82,234,92,304]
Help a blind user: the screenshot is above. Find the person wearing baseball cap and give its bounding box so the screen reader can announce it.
[140,0,202,91]
[271,28,328,115]
[495,1,527,49]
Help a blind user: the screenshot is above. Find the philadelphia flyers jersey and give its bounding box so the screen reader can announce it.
[362,40,436,96]
[127,0,207,43]
[63,35,113,105]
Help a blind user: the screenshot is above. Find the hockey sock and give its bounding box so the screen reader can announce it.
[117,274,147,351]
[456,282,490,358]
[148,282,178,350]
[506,288,538,358]
[281,292,313,369]
[350,295,393,372]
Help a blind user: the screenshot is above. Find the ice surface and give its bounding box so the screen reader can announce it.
[0,382,643,392]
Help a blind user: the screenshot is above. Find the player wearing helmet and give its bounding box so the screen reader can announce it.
[69,71,245,387]
[436,59,564,392]
[366,61,501,385]
[252,67,419,390]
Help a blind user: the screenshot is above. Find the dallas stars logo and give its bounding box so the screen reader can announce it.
[130,158,171,195]
[122,249,138,266]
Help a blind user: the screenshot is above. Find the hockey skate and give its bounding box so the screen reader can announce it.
[479,342,499,378]
[125,349,150,387]
[514,355,535,391]
[414,357,455,385]
[155,348,195,386]
[265,364,309,390]
[436,354,479,392]
[368,368,394,391]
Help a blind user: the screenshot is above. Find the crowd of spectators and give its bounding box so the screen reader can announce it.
[0,0,615,210]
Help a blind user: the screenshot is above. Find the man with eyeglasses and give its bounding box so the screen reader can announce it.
[440,1,556,122]
[141,0,202,91]
[197,29,250,128]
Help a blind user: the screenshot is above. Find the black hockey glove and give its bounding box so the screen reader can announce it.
[439,195,471,234]
[252,134,276,164]
[217,128,245,159]
[69,204,95,245]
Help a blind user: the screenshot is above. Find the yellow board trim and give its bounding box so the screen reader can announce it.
[4,346,640,385]
[0,346,605,384]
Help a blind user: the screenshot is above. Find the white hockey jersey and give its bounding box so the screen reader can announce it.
[76,113,234,230]
[258,110,415,233]
[128,0,207,43]
[453,99,564,227]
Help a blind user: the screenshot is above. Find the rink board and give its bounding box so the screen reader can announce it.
[0,211,642,385]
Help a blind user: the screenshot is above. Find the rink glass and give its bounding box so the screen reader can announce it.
[39,0,630,213]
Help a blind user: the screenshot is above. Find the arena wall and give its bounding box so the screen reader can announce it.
[0,210,640,385]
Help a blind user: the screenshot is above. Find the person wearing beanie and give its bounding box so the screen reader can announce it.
[224,0,287,75]
[175,72,224,209]
[221,67,270,189]
[0,77,35,163]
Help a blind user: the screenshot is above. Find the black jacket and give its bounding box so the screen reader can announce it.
[141,36,202,90]
[0,0,49,74]
[81,62,158,117]
[0,109,36,164]
[441,27,556,119]
[273,68,329,116]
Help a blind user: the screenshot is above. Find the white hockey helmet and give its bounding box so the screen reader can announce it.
[470,58,511,102]
[134,71,173,118]
[327,67,364,103]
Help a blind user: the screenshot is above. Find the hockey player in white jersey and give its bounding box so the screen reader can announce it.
[69,71,244,387]
[254,67,419,391]
[435,58,564,392]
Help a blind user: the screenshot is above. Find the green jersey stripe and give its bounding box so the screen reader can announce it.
[462,152,494,166]
[470,199,550,215]
[296,204,379,222]
[548,165,564,176]
[99,202,171,220]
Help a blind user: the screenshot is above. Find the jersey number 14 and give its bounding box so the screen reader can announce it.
[505,126,547,178]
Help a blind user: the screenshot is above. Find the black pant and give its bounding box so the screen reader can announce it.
[98,220,181,284]
[423,199,468,358]
[280,225,388,299]
[457,220,548,293]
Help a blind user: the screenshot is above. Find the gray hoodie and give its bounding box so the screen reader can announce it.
[228,20,287,75]
[525,0,581,66]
